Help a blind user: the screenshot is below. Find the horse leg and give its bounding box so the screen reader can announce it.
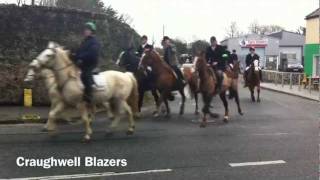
[234,89,243,115]
[194,92,199,115]
[77,103,92,142]
[122,101,135,135]
[163,96,171,118]
[257,84,261,102]
[250,87,256,102]
[106,99,122,136]
[200,94,212,128]
[151,89,160,115]
[178,88,186,115]
[138,88,144,112]
[154,91,163,117]
[219,92,229,123]
[43,102,64,132]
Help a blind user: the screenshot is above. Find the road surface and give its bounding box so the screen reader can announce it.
[0,87,317,180]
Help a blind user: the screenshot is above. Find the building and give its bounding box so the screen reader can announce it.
[221,31,305,71]
[221,34,279,70]
[304,8,320,77]
[269,30,305,72]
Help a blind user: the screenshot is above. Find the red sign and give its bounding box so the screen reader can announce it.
[239,39,268,48]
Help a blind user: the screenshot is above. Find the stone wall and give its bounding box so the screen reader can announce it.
[0,4,140,105]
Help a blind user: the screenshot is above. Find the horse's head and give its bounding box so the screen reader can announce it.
[253,59,260,71]
[138,49,159,70]
[24,42,59,82]
[24,41,70,82]
[116,49,140,71]
[194,51,207,72]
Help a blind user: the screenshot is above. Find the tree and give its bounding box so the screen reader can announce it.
[38,0,57,6]
[173,39,188,56]
[248,20,260,34]
[296,26,306,35]
[225,22,240,38]
[248,20,284,35]
[56,0,105,12]
[189,40,210,55]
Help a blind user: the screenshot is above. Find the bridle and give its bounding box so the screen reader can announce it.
[29,47,77,90]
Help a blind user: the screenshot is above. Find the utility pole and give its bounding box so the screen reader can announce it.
[163,25,165,38]
[31,0,35,5]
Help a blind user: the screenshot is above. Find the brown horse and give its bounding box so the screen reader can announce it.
[139,49,186,116]
[195,53,243,127]
[247,60,261,102]
[182,61,200,115]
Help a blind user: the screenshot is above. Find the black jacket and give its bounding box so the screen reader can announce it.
[75,36,100,68]
[245,53,260,67]
[205,45,230,70]
[230,53,238,62]
[137,44,153,57]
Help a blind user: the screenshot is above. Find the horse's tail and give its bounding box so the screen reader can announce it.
[126,72,140,117]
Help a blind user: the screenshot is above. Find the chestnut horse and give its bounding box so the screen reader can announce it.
[247,60,261,102]
[195,53,243,127]
[116,49,160,112]
[139,49,186,116]
[181,60,200,115]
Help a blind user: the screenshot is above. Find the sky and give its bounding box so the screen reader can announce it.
[103,0,318,45]
[2,0,319,46]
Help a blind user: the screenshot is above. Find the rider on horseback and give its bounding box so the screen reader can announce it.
[74,22,100,103]
[137,35,153,57]
[244,47,262,87]
[205,36,230,92]
[162,36,186,85]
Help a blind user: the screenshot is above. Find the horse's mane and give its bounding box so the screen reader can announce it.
[149,50,171,68]
[55,47,80,77]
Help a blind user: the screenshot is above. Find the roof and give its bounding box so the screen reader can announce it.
[306,8,320,20]
[268,30,305,46]
[220,33,278,44]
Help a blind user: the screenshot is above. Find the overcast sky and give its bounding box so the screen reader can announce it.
[2,0,318,45]
[103,0,318,45]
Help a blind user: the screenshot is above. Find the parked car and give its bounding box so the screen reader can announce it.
[286,59,304,72]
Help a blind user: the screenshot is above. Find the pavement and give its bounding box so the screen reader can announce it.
[0,87,317,180]
[260,82,320,101]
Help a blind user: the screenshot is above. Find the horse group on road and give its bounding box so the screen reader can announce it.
[24,42,261,142]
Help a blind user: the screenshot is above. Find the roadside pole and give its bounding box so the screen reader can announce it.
[21,83,40,122]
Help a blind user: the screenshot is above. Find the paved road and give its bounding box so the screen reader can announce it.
[0,88,317,180]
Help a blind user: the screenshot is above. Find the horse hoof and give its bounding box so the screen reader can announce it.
[134,113,141,119]
[195,111,199,115]
[153,112,159,117]
[210,113,220,118]
[165,114,171,119]
[239,112,244,116]
[105,131,114,137]
[82,136,91,143]
[200,122,207,128]
[257,99,261,103]
[223,116,229,123]
[126,130,134,136]
[42,127,55,132]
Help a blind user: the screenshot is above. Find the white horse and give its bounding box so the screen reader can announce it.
[25,68,105,126]
[25,42,139,142]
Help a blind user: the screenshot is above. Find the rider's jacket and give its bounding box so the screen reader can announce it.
[164,45,178,66]
[230,53,238,63]
[205,45,230,71]
[245,53,260,67]
[75,35,100,68]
